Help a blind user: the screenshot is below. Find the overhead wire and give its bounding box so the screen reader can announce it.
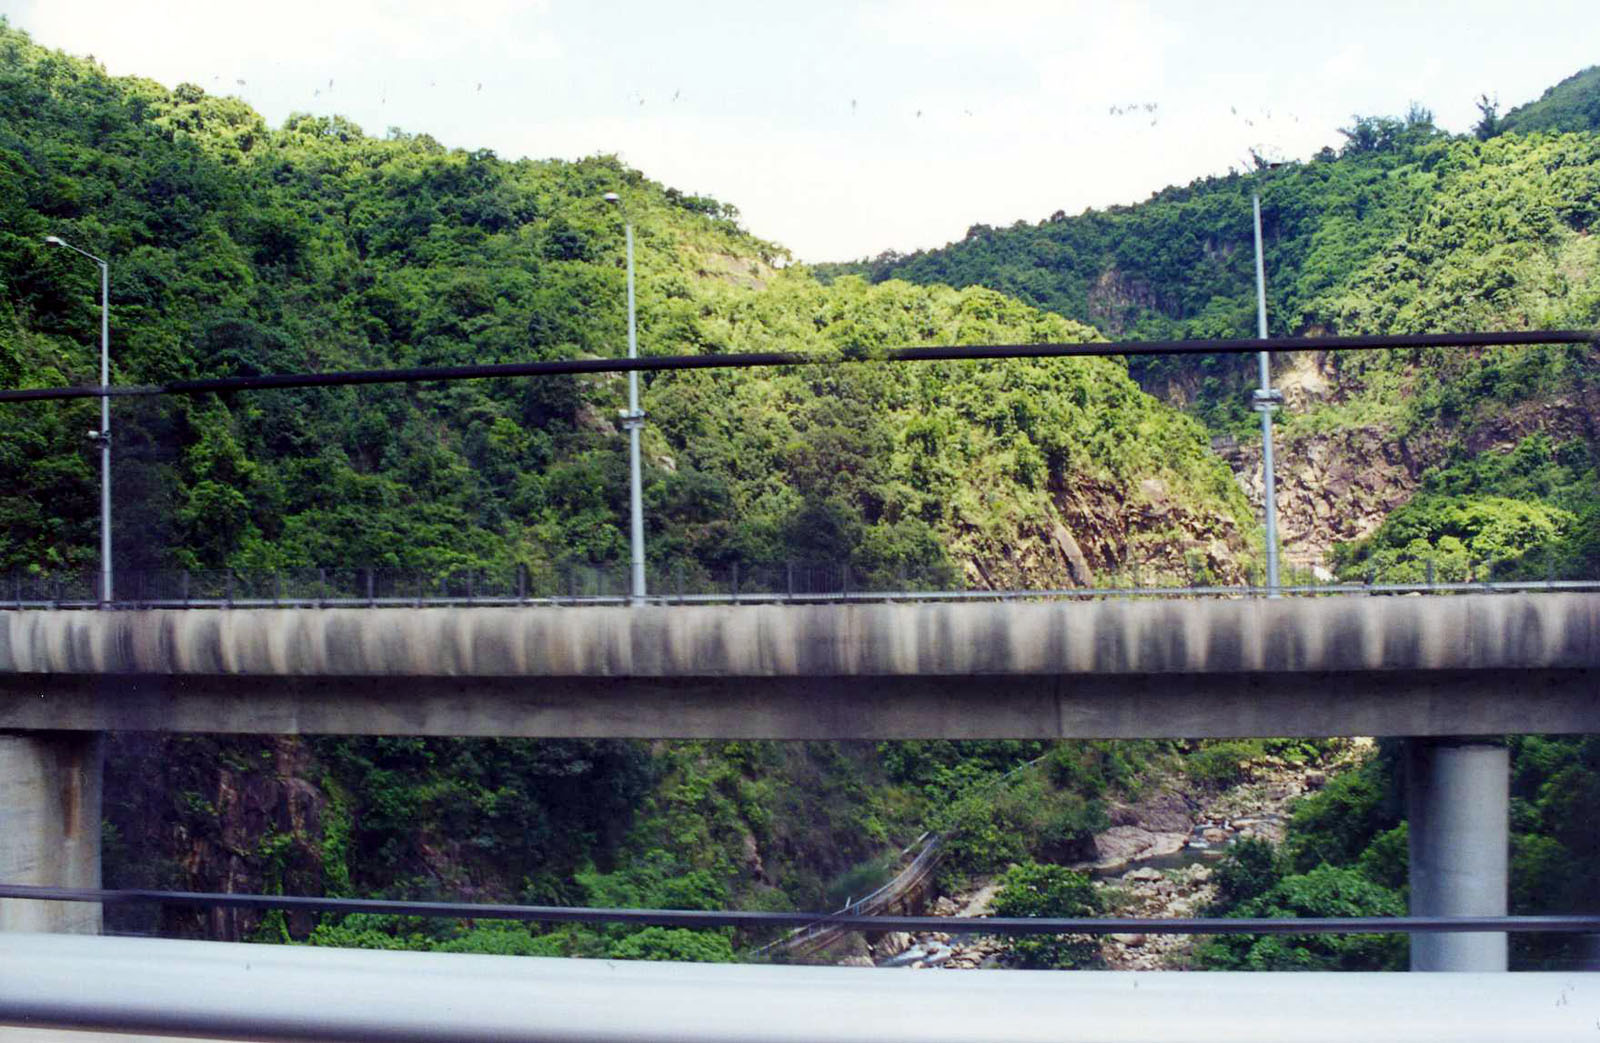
[1,330,1594,404]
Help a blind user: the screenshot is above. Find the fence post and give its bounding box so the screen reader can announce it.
[786,561,795,601]
[731,562,740,603]
[1426,558,1436,587]
[274,571,282,607]
[317,567,326,609]
[181,571,190,608]
[466,570,475,605]
[226,572,235,609]
[517,563,527,603]
[841,563,851,601]
[366,568,375,608]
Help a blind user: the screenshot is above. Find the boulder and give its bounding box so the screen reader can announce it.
[1094,826,1189,869]
[838,955,876,968]
[1118,791,1194,834]
[838,933,872,960]
[872,931,914,960]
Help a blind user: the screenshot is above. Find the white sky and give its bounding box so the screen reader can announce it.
[2,0,1595,261]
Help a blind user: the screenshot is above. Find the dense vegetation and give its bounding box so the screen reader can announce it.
[1197,737,1600,970]
[1496,65,1600,137]
[989,862,1102,968]
[1333,435,1600,582]
[827,82,1600,592]
[828,109,1600,436]
[0,21,1247,592]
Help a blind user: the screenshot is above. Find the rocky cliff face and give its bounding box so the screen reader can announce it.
[103,735,329,941]
[1088,268,1169,336]
[959,475,1248,590]
[1213,352,1600,572]
[1222,426,1422,572]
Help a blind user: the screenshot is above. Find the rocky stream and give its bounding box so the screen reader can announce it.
[838,742,1370,971]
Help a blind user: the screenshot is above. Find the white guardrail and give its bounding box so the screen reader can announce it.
[0,933,1595,1043]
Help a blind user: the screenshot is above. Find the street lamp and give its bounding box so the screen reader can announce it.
[43,235,113,606]
[603,192,646,605]
[1250,179,1283,596]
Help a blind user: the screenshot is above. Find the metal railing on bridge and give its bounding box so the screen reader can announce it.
[3,562,1599,609]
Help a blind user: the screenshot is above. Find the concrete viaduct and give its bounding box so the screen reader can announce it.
[3,593,1598,971]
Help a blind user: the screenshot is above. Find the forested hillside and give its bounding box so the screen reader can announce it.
[828,98,1600,580]
[1497,65,1600,136]
[0,22,1247,591]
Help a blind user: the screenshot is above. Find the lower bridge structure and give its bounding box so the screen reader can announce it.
[1,593,1597,976]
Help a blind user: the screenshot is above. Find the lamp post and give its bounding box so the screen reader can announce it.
[43,235,112,606]
[1250,187,1283,596]
[603,193,646,605]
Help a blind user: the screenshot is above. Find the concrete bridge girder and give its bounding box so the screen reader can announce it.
[0,595,1596,679]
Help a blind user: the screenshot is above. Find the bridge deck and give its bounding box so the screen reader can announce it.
[1,596,1595,739]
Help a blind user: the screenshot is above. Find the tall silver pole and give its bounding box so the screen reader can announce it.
[623,222,646,605]
[98,259,111,606]
[1252,190,1281,596]
[44,237,112,605]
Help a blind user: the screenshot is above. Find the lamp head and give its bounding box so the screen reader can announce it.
[603,192,621,204]
[43,235,65,246]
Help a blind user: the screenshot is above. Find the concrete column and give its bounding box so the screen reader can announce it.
[1406,739,1508,971]
[0,731,103,933]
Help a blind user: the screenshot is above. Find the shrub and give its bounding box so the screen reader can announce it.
[1195,865,1406,971]
[990,862,1103,969]
[1211,837,1284,913]
[606,927,736,963]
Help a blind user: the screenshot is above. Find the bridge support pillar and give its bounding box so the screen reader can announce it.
[0,731,103,933]
[1406,738,1507,971]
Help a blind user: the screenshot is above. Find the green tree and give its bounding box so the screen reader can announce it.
[1195,865,1406,971]
[990,862,1102,969]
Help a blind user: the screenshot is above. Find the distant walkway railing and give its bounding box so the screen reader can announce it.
[753,754,1050,960]
[3,564,1599,609]
[749,834,946,960]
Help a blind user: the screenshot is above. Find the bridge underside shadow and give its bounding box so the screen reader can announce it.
[1,668,1593,739]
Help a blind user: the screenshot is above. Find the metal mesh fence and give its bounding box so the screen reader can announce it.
[4,561,1598,608]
